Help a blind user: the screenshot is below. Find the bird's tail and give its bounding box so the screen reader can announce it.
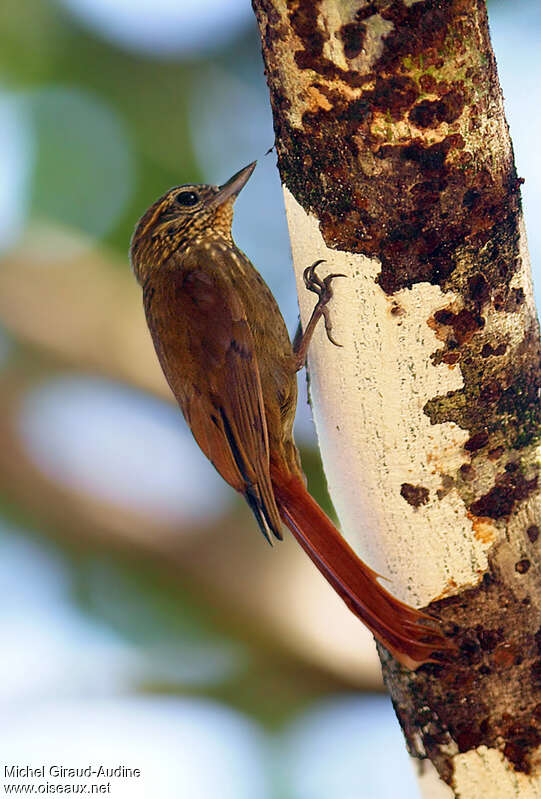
[270,465,448,669]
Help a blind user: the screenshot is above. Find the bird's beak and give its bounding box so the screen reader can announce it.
[208,161,257,208]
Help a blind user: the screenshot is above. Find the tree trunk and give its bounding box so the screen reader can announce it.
[252,1,541,796]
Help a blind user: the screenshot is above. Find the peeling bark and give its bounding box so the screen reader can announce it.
[252,0,541,796]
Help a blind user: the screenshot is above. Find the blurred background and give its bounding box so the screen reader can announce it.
[0,1,539,796]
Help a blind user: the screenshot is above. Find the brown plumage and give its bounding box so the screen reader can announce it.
[130,162,449,669]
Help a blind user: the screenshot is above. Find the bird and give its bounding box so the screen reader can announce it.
[130,161,448,669]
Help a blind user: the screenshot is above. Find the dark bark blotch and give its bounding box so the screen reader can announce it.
[409,91,465,128]
[339,22,366,60]
[527,525,539,543]
[433,307,485,346]
[401,482,430,507]
[469,471,538,520]
[464,431,488,452]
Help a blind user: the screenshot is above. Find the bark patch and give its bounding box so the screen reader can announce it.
[464,431,488,452]
[262,0,521,297]
[469,470,538,520]
[381,555,541,781]
[527,525,539,543]
[401,482,430,507]
[425,319,541,457]
[339,22,366,61]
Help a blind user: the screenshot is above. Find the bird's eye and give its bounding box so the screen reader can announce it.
[175,191,199,207]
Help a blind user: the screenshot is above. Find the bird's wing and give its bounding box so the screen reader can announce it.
[144,262,282,542]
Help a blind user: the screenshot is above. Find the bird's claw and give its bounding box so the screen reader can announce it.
[303,260,345,348]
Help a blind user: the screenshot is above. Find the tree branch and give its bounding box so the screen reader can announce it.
[252,0,541,795]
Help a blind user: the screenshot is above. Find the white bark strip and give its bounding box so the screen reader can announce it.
[285,187,492,607]
[417,751,541,799]
[452,749,541,799]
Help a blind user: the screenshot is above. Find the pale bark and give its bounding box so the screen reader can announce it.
[253,0,541,797]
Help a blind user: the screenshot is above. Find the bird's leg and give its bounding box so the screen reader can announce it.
[293,260,345,371]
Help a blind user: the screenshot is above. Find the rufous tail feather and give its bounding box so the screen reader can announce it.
[270,466,448,670]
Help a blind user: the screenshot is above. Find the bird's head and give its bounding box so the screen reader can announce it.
[130,161,256,285]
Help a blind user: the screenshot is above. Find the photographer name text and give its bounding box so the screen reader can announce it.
[4,767,140,780]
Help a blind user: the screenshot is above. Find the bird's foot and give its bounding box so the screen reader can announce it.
[293,260,346,370]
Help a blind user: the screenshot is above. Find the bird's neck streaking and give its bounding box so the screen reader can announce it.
[131,200,236,286]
